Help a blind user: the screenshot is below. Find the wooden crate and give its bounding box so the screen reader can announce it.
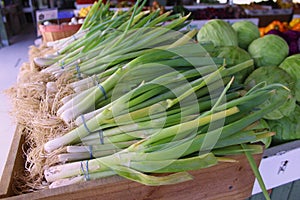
[39,23,81,42]
[0,126,262,200]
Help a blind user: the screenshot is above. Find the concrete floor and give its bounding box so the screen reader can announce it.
[0,23,37,179]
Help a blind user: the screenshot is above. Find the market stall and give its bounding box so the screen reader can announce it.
[0,0,300,199]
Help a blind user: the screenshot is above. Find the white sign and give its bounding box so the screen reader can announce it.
[36,8,58,23]
[252,146,300,194]
[36,8,58,36]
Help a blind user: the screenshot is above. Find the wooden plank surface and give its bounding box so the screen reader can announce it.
[0,126,23,198]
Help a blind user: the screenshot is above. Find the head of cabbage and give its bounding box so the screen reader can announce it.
[268,104,300,145]
[232,20,260,50]
[211,46,254,83]
[244,66,296,120]
[197,19,238,47]
[279,54,300,102]
[248,34,289,67]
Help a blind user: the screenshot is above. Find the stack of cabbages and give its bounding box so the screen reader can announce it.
[197,19,300,146]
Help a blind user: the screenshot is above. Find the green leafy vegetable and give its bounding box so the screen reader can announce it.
[197,19,238,47]
[211,46,253,83]
[248,35,289,67]
[232,20,260,50]
[269,104,300,145]
[244,66,296,120]
[279,54,300,102]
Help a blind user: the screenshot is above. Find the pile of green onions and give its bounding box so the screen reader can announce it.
[35,0,198,124]
[42,42,286,195]
[44,78,286,191]
[33,2,289,199]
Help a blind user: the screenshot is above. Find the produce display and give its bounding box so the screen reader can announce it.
[259,20,300,55]
[240,0,291,9]
[176,6,247,20]
[41,17,84,26]
[78,5,92,18]
[5,0,300,199]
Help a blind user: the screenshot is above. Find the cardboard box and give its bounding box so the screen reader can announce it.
[0,126,263,200]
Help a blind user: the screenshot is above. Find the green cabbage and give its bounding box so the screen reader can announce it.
[211,46,254,83]
[269,104,300,145]
[244,66,296,120]
[248,34,289,67]
[232,20,260,50]
[279,54,300,102]
[197,19,238,47]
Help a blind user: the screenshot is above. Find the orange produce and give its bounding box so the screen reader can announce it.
[264,20,288,33]
[291,23,300,31]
